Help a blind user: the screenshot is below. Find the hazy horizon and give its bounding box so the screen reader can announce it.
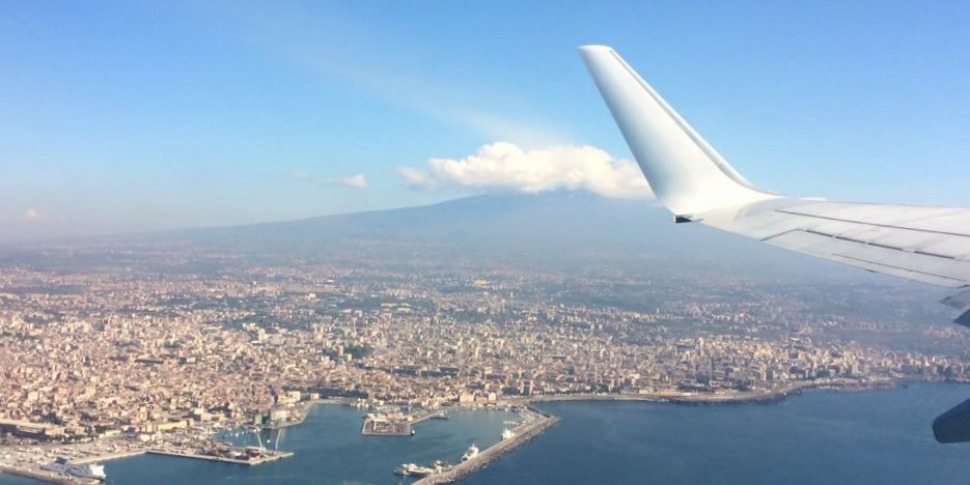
[4,1,970,240]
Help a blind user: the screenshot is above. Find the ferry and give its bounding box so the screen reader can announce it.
[460,444,479,462]
[393,463,438,476]
[42,457,107,481]
[393,463,416,476]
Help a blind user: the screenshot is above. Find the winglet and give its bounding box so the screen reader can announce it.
[578,45,776,216]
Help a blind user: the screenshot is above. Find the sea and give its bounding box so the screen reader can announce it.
[2,383,970,485]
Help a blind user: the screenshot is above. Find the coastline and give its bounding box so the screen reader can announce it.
[261,398,351,430]
[521,377,899,406]
[4,379,962,485]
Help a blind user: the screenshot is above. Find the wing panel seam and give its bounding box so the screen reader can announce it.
[775,208,970,239]
[830,253,966,285]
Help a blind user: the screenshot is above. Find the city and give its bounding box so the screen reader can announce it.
[2,241,967,450]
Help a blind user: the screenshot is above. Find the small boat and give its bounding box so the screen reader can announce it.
[394,463,437,476]
[393,463,415,476]
[461,444,479,462]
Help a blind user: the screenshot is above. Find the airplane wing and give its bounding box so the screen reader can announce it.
[578,44,970,442]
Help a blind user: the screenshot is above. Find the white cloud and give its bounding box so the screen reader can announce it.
[293,171,368,190]
[398,142,653,199]
[338,174,368,189]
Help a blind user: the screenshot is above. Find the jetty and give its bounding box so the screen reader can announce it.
[362,416,412,436]
[147,448,293,466]
[412,407,559,485]
[362,407,443,436]
[72,449,146,464]
[0,466,97,485]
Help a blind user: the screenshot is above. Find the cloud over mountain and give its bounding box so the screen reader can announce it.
[398,142,652,199]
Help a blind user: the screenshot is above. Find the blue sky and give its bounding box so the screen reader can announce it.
[2,1,970,240]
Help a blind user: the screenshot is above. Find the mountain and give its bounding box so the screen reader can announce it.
[167,191,862,278]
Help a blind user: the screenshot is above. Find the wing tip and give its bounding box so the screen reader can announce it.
[577,44,614,56]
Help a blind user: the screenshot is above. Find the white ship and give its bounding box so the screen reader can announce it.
[460,444,479,462]
[394,463,417,476]
[393,462,438,477]
[502,428,516,440]
[42,457,107,481]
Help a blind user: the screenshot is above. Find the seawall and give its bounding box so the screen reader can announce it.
[412,407,559,485]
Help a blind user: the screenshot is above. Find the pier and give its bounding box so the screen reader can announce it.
[147,448,294,466]
[362,417,413,436]
[72,449,146,464]
[411,407,559,485]
[362,407,443,436]
[0,466,96,485]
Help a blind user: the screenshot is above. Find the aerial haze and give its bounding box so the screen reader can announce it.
[4,2,970,485]
[3,1,970,240]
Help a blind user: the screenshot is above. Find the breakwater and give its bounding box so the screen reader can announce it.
[146,449,293,466]
[412,407,559,485]
[0,466,92,485]
[72,450,146,465]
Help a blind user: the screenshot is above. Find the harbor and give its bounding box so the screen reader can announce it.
[0,402,555,485]
[1,387,900,485]
[399,406,560,484]
[0,421,297,485]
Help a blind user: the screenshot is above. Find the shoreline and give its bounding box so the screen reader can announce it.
[3,380,962,485]
[261,398,350,430]
[521,377,901,406]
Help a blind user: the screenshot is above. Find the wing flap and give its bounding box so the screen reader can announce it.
[764,229,967,287]
[778,204,970,237]
[757,205,970,287]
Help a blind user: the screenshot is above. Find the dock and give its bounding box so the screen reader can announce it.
[72,449,146,464]
[262,400,320,430]
[412,407,559,485]
[147,448,294,466]
[362,418,412,436]
[0,465,98,485]
[362,408,444,436]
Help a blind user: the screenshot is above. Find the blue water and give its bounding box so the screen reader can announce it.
[105,406,513,485]
[3,385,970,485]
[464,384,970,485]
[0,478,41,485]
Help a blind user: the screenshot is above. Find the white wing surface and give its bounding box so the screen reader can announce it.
[579,44,970,443]
[578,45,970,292]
